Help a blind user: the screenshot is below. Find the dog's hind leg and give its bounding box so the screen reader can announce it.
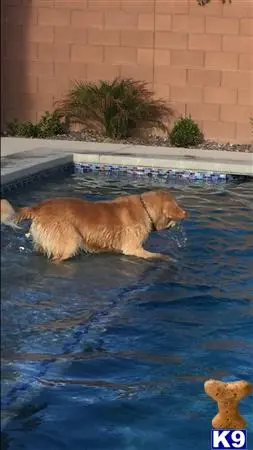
[50,244,79,263]
[30,221,82,262]
[51,255,71,264]
[49,235,82,263]
[34,243,44,254]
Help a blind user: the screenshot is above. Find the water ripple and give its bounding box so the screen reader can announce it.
[1,173,253,450]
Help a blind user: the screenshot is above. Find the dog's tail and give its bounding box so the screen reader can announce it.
[1,199,34,229]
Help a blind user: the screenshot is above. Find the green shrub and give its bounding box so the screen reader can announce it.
[6,119,38,138]
[56,78,174,139]
[6,111,67,138]
[6,119,20,136]
[169,116,204,148]
[36,111,67,138]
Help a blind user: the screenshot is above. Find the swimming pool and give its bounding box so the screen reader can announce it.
[1,171,253,450]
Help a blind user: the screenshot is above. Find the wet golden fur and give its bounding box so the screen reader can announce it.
[1,190,187,262]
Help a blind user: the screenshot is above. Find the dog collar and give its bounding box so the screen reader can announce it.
[140,195,156,231]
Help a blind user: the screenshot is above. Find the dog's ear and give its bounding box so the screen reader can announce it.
[141,191,172,231]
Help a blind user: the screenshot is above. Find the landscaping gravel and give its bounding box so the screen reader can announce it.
[2,129,252,152]
[50,130,253,153]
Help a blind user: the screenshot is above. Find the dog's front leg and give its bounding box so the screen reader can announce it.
[123,247,170,261]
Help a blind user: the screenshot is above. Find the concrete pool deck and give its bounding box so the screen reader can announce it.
[1,137,253,186]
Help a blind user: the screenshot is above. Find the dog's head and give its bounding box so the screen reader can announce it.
[141,190,187,231]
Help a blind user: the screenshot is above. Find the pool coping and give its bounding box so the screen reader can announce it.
[1,137,253,187]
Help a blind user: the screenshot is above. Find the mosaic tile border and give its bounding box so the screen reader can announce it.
[1,163,74,194]
[75,162,235,182]
[1,162,252,194]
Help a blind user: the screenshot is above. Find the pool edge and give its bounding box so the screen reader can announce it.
[1,139,253,192]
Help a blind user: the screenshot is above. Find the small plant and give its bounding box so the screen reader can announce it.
[36,111,67,138]
[169,116,204,148]
[6,119,39,138]
[5,119,20,136]
[6,111,67,138]
[56,78,174,139]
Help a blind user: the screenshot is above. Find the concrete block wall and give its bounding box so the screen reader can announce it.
[1,0,253,143]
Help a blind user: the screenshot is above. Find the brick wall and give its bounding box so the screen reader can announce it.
[2,0,253,143]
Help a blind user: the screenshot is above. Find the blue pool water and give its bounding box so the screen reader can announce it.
[1,171,253,450]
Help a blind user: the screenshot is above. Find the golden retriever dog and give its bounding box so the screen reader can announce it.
[1,190,187,262]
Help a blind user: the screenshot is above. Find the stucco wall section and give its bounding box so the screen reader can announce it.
[2,0,253,143]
